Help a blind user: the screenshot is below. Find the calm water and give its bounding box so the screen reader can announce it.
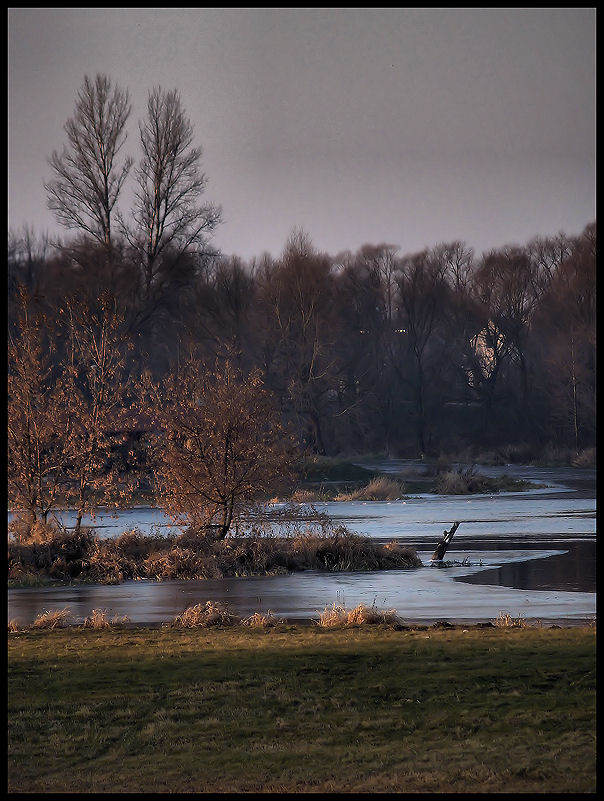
[7,462,596,626]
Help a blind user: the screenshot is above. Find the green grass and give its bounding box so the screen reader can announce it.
[8,624,596,793]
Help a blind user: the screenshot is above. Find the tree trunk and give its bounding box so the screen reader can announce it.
[431,521,460,561]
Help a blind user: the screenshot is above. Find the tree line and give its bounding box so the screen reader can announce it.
[8,73,596,530]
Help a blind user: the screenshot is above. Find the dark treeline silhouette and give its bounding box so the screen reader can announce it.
[8,73,596,472]
[8,221,596,460]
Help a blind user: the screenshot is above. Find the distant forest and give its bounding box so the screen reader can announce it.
[8,221,596,460]
[8,74,596,463]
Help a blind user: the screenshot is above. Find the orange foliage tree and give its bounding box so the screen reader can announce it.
[7,287,65,525]
[58,290,139,531]
[148,358,298,537]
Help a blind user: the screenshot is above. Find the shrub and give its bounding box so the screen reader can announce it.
[435,469,471,495]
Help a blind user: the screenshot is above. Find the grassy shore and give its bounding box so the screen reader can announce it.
[8,624,595,793]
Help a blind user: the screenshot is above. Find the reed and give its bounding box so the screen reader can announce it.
[169,601,240,628]
[82,609,130,629]
[316,602,403,627]
[31,608,72,629]
[335,476,406,501]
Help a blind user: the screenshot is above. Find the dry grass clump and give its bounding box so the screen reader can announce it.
[289,488,322,503]
[83,609,130,629]
[169,601,241,628]
[293,530,422,571]
[241,611,286,627]
[316,602,403,627]
[336,476,406,501]
[32,608,72,629]
[435,469,474,495]
[494,612,528,628]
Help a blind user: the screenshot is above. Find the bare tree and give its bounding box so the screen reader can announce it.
[257,232,338,454]
[58,290,138,532]
[395,249,449,455]
[8,287,65,526]
[123,86,221,301]
[149,358,297,538]
[45,74,132,251]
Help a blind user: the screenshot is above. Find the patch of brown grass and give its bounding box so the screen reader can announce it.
[241,611,286,627]
[494,612,528,628]
[315,602,403,627]
[336,476,406,501]
[83,609,130,629]
[169,601,240,628]
[289,488,322,503]
[32,608,72,629]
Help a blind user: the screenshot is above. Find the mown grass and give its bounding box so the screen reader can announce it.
[7,624,595,793]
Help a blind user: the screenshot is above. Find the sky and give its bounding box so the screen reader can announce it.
[8,7,596,262]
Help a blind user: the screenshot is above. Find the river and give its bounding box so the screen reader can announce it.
[7,462,596,627]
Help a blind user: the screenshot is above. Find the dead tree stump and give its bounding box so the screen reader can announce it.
[431,521,460,561]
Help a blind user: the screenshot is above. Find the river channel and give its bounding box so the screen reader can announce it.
[7,462,596,627]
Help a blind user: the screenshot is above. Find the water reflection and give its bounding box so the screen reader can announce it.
[458,541,595,593]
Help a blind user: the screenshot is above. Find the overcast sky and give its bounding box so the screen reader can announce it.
[8,7,596,261]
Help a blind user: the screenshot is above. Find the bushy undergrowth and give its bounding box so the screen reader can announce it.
[8,522,422,585]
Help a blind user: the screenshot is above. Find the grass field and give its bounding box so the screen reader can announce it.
[8,624,596,793]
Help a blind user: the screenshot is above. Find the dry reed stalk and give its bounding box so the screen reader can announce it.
[241,611,286,627]
[83,608,130,628]
[336,476,406,501]
[494,612,528,628]
[316,602,402,627]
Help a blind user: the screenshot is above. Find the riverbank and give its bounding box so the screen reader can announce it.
[8,526,422,587]
[8,624,596,793]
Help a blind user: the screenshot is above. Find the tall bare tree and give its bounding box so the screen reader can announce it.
[45,74,132,251]
[123,86,221,301]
